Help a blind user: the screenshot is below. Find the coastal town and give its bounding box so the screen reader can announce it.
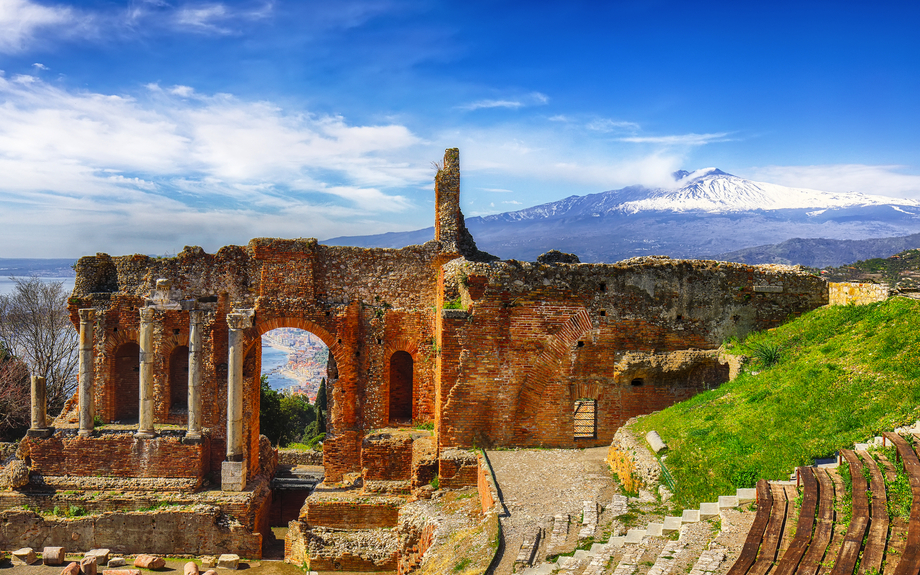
[260,328,328,401]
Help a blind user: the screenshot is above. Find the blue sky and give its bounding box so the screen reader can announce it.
[2,0,920,257]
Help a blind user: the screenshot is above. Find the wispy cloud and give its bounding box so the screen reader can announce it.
[618,132,732,146]
[0,0,87,52]
[744,164,920,199]
[458,91,550,111]
[480,187,514,193]
[586,118,641,133]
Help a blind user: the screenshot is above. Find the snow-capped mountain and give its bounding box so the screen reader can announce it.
[326,169,920,265]
[480,168,920,222]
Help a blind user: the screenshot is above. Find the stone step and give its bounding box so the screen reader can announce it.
[698,502,719,519]
[662,516,682,533]
[610,494,629,516]
[515,526,542,568]
[646,540,687,575]
[736,488,756,503]
[646,522,664,537]
[681,509,700,523]
[687,547,726,575]
[624,528,646,544]
[718,495,738,509]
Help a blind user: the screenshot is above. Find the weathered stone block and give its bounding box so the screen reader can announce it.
[44,546,66,565]
[61,562,81,575]
[217,554,240,569]
[134,555,165,570]
[184,562,200,575]
[86,549,111,565]
[200,557,216,569]
[103,570,141,575]
[202,570,217,575]
[81,556,98,575]
[106,558,125,568]
[221,461,245,491]
[12,548,37,565]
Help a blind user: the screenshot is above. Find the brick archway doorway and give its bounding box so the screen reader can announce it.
[112,342,140,422]
[388,350,413,425]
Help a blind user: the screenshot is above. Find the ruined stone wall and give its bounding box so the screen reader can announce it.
[68,238,442,483]
[0,507,262,558]
[828,281,890,305]
[438,257,827,449]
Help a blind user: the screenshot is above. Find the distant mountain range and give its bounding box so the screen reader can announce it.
[326,168,920,266]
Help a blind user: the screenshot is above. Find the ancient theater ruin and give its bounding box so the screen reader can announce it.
[1,148,829,568]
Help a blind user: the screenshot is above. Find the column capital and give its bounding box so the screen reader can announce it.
[139,306,156,323]
[78,308,95,324]
[226,309,254,331]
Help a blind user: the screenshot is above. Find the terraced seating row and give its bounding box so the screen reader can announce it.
[727,432,920,575]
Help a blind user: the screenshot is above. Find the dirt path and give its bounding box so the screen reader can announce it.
[485,447,617,575]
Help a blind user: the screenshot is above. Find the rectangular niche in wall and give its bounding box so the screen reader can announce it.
[573,399,597,440]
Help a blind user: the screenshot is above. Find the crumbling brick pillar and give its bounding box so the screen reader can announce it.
[186,310,204,440]
[434,147,461,256]
[223,309,253,491]
[136,307,156,439]
[77,308,95,437]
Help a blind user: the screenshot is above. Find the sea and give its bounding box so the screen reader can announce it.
[0,276,76,296]
[261,341,302,392]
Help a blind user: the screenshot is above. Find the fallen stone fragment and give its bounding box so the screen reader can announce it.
[134,555,165,570]
[61,562,81,575]
[217,554,240,570]
[81,555,98,575]
[106,558,126,568]
[202,570,217,575]
[184,562,200,575]
[12,548,37,565]
[86,549,111,565]
[44,547,66,565]
[103,570,141,575]
[200,557,216,569]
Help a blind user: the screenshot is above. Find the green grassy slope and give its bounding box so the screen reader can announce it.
[634,296,920,507]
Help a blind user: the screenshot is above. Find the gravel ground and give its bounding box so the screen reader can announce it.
[486,447,617,575]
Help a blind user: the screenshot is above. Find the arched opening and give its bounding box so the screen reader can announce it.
[388,350,413,425]
[169,345,189,411]
[112,342,139,422]
[260,326,330,530]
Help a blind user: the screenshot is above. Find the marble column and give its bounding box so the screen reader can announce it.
[77,308,95,437]
[186,310,203,440]
[136,307,156,439]
[222,310,252,491]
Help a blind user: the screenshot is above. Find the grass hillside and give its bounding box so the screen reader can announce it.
[813,246,920,291]
[634,296,920,508]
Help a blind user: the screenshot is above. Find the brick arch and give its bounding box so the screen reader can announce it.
[102,327,139,356]
[383,336,422,424]
[160,332,191,414]
[244,316,338,359]
[103,329,139,422]
[512,307,593,443]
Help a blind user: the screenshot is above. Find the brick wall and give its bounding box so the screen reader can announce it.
[23,432,209,483]
[362,432,413,481]
[303,499,401,529]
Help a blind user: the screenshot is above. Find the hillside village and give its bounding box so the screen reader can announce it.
[0,150,918,575]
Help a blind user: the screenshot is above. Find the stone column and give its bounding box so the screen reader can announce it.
[186,310,203,440]
[77,308,95,438]
[222,310,252,491]
[28,376,51,438]
[136,307,156,439]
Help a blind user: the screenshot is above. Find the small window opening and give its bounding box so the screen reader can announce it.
[599,283,607,292]
[326,311,331,317]
[337,338,342,344]
[577,341,585,347]
[377,338,383,345]
[574,399,597,439]
[676,315,682,321]
[631,378,644,386]
[599,310,606,317]
[173,328,181,335]
[113,327,118,333]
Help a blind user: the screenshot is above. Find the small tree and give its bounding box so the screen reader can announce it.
[0,276,78,415]
[0,341,30,438]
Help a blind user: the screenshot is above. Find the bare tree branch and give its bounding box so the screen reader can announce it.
[0,276,78,415]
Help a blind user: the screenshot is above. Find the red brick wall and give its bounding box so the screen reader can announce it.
[361,433,413,481]
[24,433,209,481]
[304,500,400,529]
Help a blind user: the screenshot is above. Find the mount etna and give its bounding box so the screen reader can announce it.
[326,168,920,266]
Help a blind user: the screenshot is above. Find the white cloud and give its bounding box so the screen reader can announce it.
[458,91,550,112]
[0,0,80,52]
[502,200,522,205]
[744,164,920,199]
[480,187,514,193]
[0,76,435,256]
[618,132,732,146]
[31,62,48,70]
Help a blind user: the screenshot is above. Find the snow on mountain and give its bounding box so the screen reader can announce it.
[482,168,920,222]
